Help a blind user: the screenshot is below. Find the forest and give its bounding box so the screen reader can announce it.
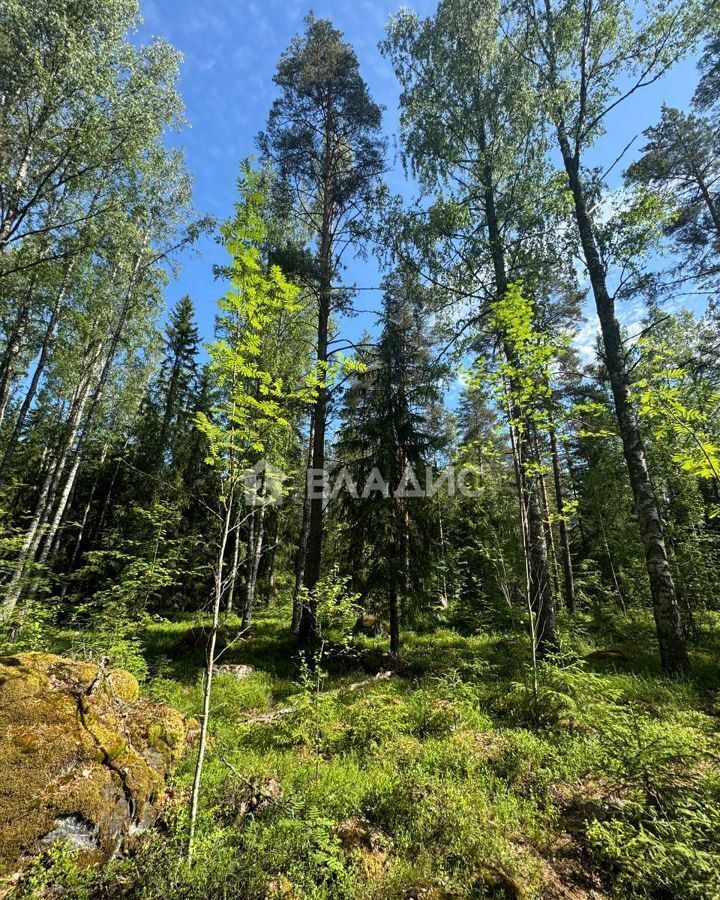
[1,0,719,896]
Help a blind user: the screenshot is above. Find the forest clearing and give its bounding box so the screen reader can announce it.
[1,0,719,896]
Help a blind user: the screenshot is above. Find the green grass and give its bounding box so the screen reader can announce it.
[14,606,720,900]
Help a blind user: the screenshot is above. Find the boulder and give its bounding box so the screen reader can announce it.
[0,652,195,872]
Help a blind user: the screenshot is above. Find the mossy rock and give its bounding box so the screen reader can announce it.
[0,653,194,874]
[353,614,386,637]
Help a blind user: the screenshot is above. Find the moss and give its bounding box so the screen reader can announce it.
[0,653,193,875]
[103,669,140,703]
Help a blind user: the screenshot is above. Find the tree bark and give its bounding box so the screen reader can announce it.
[298,256,331,643]
[0,259,75,485]
[34,245,146,568]
[389,581,400,655]
[557,124,689,674]
[187,489,234,862]
[291,449,312,633]
[549,423,576,613]
[297,107,335,645]
[0,271,38,428]
[242,494,266,629]
[265,512,281,606]
[534,428,560,598]
[1,349,100,618]
[479,119,557,654]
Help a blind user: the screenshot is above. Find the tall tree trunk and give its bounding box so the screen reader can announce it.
[557,124,689,674]
[59,442,109,601]
[0,271,37,428]
[1,353,100,618]
[34,238,148,569]
[298,287,329,643]
[0,146,31,250]
[597,505,627,614]
[292,479,312,634]
[436,475,449,608]
[389,580,400,655]
[298,111,334,645]
[518,425,557,656]
[88,440,127,550]
[479,119,556,654]
[534,428,560,598]
[549,423,576,613]
[0,293,31,419]
[0,259,76,485]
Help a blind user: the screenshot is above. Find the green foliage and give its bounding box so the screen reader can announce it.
[635,312,720,509]
[197,162,310,488]
[4,1,720,897]
[587,714,720,898]
[9,841,87,900]
[17,608,717,900]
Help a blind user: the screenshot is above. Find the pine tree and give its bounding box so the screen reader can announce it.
[626,106,720,279]
[259,14,385,643]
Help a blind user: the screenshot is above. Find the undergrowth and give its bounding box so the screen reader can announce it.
[9,607,720,900]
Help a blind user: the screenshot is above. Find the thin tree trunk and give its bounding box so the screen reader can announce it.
[226,506,243,613]
[298,113,334,645]
[389,580,400,655]
[0,260,75,484]
[557,123,689,674]
[534,428,560,599]
[187,490,234,863]
[0,147,31,250]
[520,431,557,656]
[59,442,109,601]
[291,491,310,633]
[242,490,267,629]
[292,419,314,633]
[298,309,328,644]
[549,423,576,613]
[299,307,329,641]
[436,475,449,608]
[0,272,37,428]
[479,117,556,654]
[88,439,127,550]
[597,505,627,614]
[35,238,148,568]
[1,355,99,618]
[265,512,281,607]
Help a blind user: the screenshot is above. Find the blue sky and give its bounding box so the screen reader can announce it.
[135,0,701,363]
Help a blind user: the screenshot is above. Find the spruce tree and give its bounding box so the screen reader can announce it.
[334,271,446,653]
[142,294,200,476]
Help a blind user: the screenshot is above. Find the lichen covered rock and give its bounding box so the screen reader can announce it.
[0,652,194,872]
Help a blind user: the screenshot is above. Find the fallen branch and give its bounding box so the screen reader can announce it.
[241,669,398,725]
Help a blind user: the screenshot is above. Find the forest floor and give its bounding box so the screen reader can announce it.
[17,606,720,900]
